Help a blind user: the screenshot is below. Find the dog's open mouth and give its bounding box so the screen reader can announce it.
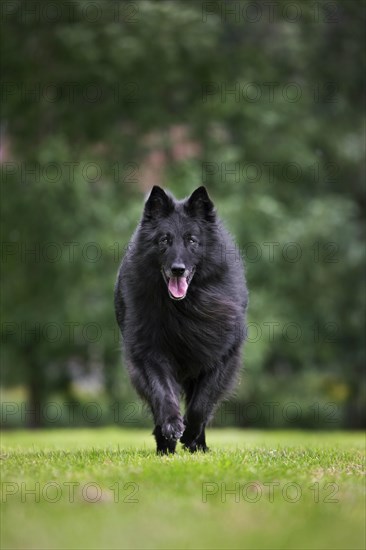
[162,269,195,301]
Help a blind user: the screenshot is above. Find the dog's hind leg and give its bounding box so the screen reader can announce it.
[182,423,208,453]
[182,381,208,452]
[181,353,241,451]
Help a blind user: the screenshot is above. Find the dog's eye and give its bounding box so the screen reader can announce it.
[188,236,197,245]
[160,235,169,245]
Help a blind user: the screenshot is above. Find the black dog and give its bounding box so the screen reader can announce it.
[114,186,248,453]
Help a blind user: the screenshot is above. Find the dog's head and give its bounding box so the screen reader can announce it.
[141,186,216,301]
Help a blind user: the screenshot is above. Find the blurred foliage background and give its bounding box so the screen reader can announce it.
[1,0,365,429]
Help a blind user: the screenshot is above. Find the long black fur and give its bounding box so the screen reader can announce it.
[114,186,248,454]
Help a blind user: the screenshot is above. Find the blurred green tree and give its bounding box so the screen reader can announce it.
[1,0,364,427]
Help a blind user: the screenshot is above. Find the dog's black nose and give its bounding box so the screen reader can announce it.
[171,263,186,277]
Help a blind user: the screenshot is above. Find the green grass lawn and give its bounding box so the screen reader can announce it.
[1,428,365,549]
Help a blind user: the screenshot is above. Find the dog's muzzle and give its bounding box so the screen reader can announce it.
[162,267,195,300]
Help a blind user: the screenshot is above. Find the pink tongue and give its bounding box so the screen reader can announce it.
[168,276,188,299]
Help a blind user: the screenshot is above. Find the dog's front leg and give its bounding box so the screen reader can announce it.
[129,358,183,454]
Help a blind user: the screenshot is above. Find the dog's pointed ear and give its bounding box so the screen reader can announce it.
[185,186,215,221]
[143,186,174,220]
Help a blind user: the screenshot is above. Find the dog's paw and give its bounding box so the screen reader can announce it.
[180,424,201,446]
[161,416,185,441]
[183,441,209,453]
[180,423,208,452]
